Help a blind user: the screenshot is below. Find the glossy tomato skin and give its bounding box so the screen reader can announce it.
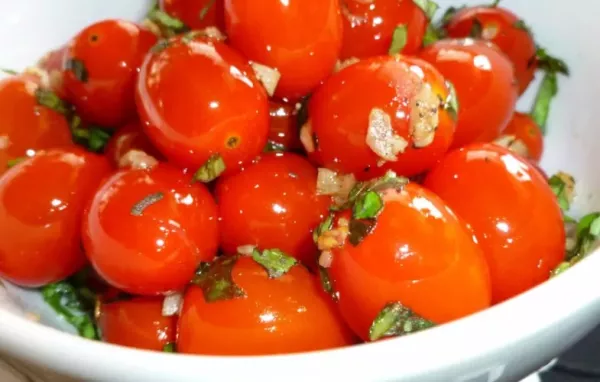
[0,75,73,177]
[340,0,427,59]
[268,101,302,151]
[216,152,330,265]
[160,0,225,30]
[307,55,456,180]
[418,39,518,150]
[327,183,491,341]
[224,0,343,101]
[494,112,544,164]
[444,7,537,95]
[0,148,111,287]
[83,163,219,296]
[104,121,163,167]
[136,35,269,175]
[178,257,355,355]
[63,19,158,127]
[98,297,177,351]
[423,143,565,303]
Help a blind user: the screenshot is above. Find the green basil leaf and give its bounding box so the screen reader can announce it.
[191,256,246,302]
[87,127,113,153]
[41,281,99,339]
[131,192,165,217]
[440,6,463,28]
[530,72,558,134]
[147,8,188,34]
[251,248,297,279]
[1,68,18,75]
[313,214,334,244]
[199,0,216,20]
[444,80,459,121]
[193,154,226,183]
[66,58,89,83]
[412,0,439,20]
[469,19,483,38]
[548,172,575,213]
[388,25,408,55]
[181,30,202,44]
[490,0,501,7]
[6,157,26,169]
[151,39,171,54]
[422,24,442,47]
[353,191,383,220]
[513,19,531,33]
[35,88,70,115]
[163,343,176,352]
[550,262,571,278]
[369,302,435,341]
[348,219,377,246]
[318,266,336,299]
[536,47,570,76]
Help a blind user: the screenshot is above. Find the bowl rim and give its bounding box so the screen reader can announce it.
[1,249,599,381]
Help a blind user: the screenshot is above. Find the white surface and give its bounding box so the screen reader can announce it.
[0,0,599,381]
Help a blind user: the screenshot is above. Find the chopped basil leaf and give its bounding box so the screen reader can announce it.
[353,191,383,220]
[87,127,113,153]
[490,0,501,7]
[147,8,188,34]
[182,30,202,44]
[313,214,334,244]
[1,68,18,75]
[192,256,245,302]
[35,88,69,115]
[6,157,26,168]
[131,192,165,217]
[422,24,442,47]
[66,58,89,83]
[318,266,335,298]
[264,140,287,153]
[251,248,297,279]
[444,80,459,121]
[388,25,408,55]
[530,72,557,134]
[193,154,226,183]
[470,19,483,38]
[412,0,439,20]
[548,172,575,213]
[551,262,571,278]
[41,281,99,339]
[199,0,216,20]
[367,170,409,194]
[151,39,171,54]
[536,47,570,76]
[163,343,176,352]
[440,6,463,27]
[348,219,377,246]
[369,302,435,341]
[513,19,531,33]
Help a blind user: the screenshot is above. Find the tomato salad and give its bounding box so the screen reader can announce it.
[0,0,595,355]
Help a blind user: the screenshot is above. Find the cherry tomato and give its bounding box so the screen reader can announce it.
[224,0,343,101]
[98,297,177,351]
[418,39,518,150]
[63,20,157,127]
[325,182,491,341]
[82,163,219,296]
[340,0,427,59]
[267,101,302,151]
[104,121,163,168]
[493,112,544,164]
[444,6,536,95]
[216,152,330,265]
[0,148,111,287]
[0,75,73,177]
[160,0,225,30]
[305,55,456,180]
[423,143,565,303]
[136,34,269,175]
[178,256,355,355]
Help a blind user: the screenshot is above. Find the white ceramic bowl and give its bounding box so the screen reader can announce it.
[1,0,599,381]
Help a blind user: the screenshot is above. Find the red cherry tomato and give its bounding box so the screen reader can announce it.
[493,112,544,164]
[98,297,177,351]
[340,0,427,59]
[423,143,565,303]
[216,152,330,265]
[178,256,355,355]
[0,148,111,287]
[160,0,225,30]
[326,183,491,341]
[63,20,157,127]
[418,39,518,150]
[82,163,219,295]
[306,55,456,180]
[0,75,73,177]
[224,0,343,101]
[268,101,302,151]
[136,34,269,175]
[104,121,163,168]
[444,6,537,95]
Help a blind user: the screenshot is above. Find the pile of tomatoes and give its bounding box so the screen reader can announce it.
[0,0,577,355]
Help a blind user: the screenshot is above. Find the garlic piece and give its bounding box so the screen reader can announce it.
[366,108,408,162]
[409,85,439,148]
[494,135,530,158]
[250,62,281,97]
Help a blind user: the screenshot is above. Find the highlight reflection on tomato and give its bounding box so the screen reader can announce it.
[424,143,565,303]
